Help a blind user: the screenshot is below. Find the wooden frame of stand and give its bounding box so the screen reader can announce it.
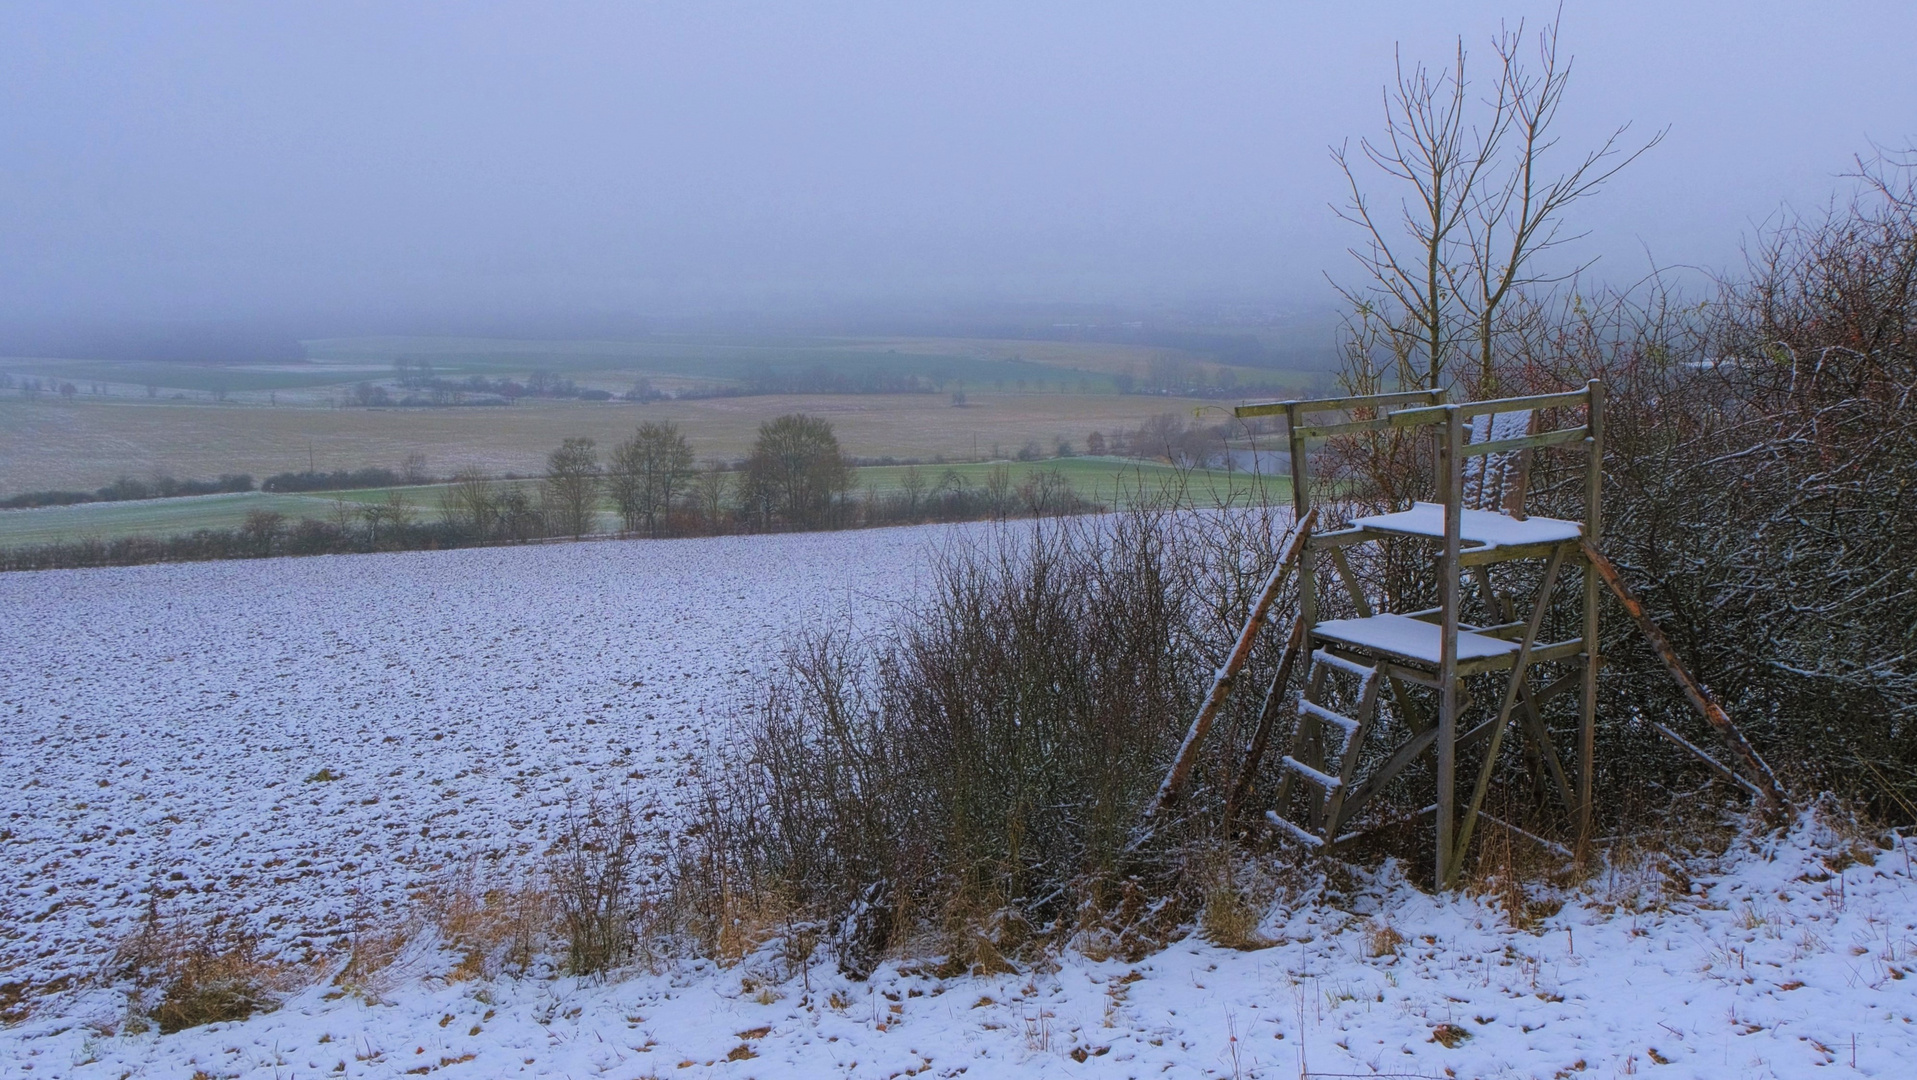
[1153,380,1788,888]
[1229,382,1605,888]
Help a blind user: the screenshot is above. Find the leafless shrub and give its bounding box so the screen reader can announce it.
[550,792,655,975]
[679,488,1297,970]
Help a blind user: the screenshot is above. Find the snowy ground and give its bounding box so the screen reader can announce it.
[0,529,942,999]
[4,527,1915,1077]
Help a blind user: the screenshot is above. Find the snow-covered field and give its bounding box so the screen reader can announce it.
[4,527,1914,1077]
[0,530,938,1005]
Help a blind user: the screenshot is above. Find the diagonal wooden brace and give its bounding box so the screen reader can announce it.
[1152,508,1317,815]
[1581,539,1790,818]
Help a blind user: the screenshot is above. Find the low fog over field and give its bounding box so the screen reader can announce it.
[1,2,1912,336]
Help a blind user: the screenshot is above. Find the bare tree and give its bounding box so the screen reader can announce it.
[741,414,852,529]
[609,421,695,537]
[983,464,1013,520]
[1333,12,1661,391]
[899,465,927,519]
[543,438,601,539]
[441,468,497,536]
[383,489,414,529]
[240,510,284,556]
[496,485,540,542]
[358,501,392,546]
[693,462,731,533]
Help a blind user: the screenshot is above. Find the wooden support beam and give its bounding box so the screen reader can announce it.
[1476,811,1575,860]
[1579,380,1604,853]
[1307,527,1374,550]
[1449,545,1567,887]
[1516,680,1577,813]
[1458,425,1589,458]
[1224,615,1308,823]
[1328,546,1373,617]
[1435,406,1464,887]
[1151,508,1317,814]
[1580,538,1790,817]
[1457,387,1594,418]
[1232,388,1442,419]
[1332,727,1438,832]
[1650,723,1764,800]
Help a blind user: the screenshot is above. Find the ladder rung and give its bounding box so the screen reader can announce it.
[1265,811,1326,848]
[1311,649,1376,679]
[1282,755,1343,790]
[1296,697,1359,735]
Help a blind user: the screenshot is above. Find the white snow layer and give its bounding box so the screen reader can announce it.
[3,526,1915,1077]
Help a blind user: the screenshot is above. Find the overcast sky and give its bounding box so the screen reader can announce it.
[2,1,1913,329]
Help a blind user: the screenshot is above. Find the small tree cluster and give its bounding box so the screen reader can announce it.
[608,422,694,537]
[740,413,854,529]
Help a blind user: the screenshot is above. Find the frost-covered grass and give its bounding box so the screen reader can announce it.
[9,817,1915,1078]
[3,526,1914,1077]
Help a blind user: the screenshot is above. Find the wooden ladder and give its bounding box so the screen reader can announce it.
[1266,649,1384,848]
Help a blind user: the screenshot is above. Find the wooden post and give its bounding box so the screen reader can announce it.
[1435,405,1464,888]
[1288,404,1315,634]
[1578,379,1604,854]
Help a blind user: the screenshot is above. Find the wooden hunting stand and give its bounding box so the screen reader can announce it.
[1154,382,1606,889]
[1254,384,1605,886]
[1151,378,1788,887]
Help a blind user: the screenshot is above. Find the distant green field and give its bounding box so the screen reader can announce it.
[851,458,1286,507]
[0,458,1287,547]
[0,491,344,546]
[0,358,374,394]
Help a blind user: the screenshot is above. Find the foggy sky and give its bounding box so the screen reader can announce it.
[3,1,1913,330]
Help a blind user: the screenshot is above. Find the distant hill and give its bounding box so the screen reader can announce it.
[0,321,307,364]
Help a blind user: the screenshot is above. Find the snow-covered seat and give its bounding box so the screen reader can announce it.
[1313,612,1519,668]
[1348,501,1582,550]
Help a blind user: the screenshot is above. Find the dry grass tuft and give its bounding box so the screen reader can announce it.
[1464,807,1576,931]
[1365,919,1405,959]
[416,865,551,982]
[332,921,418,1001]
[1198,880,1272,952]
[935,902,1031,976]
[1431,1021,1472,1047]
[111,903,297,1034]
[1071,876,1202,965]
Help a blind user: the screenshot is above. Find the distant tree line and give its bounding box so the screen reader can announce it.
[348,362,617,407]
[261,466,419,493]
[3,374,83,400]
[1101,412,1284,471]
[1,473,255,509]
[361,362,950,409]
[702,363,943,398]
[0,413,1105,571]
